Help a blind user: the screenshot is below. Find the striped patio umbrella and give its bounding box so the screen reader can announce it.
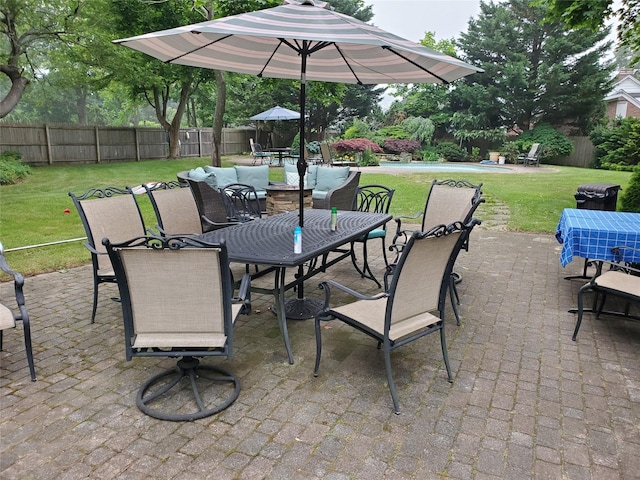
[114,0,481,201]
[114,0,482,316]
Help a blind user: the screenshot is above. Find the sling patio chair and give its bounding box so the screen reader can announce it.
[105,235,251,421]
[390,179,484,325]
[0,242,36,381]
[314,220,478,414]
[144,181,202,236]
[350,184,396,288]
[518,143,543,166]
[69,186,147,323]
[249,138,273,165]
[572,245,640,341]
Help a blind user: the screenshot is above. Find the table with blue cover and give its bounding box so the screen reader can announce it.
[197,209,392,364]
[555,208,640,268]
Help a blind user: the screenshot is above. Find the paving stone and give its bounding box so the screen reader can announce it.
[1,230,639,478]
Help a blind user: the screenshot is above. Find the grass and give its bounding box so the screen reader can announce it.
[0,157,632,276]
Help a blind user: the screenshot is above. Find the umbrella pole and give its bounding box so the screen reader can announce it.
[286,45,322,320]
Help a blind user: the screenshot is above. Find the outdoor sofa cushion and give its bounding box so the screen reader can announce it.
[188,167,218,189]
[284,163,318,189]
[312,166,350,199]
[188,165,270,200]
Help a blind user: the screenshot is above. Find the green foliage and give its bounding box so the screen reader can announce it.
[382,139,421,154]
[515,124,574,159]
[435,141,467,162]
[359,148,379,167]
[0,151,30,185]
[344,118,372,139]
[470,147,481,162]
[590,117,640,169]
[402,116,435,145]
[420,146,439,162]
[621,164,640,212]
[499,141,522,163]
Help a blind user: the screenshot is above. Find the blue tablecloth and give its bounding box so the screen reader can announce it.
[555,208,640,267]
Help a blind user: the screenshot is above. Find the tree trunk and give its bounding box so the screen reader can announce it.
[153,81,191,159]
[76,87,88,125]
[0,65,29,118]
[211,70,226,167]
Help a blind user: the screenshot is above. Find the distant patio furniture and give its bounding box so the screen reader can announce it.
[144,181,202,236]
[518,143,543,166]
[249,138,273,165]
[350,184,395,288]
[0,242,36,381]
[69,187,147,323]
[105,235,250,421]
[320,142,356,167]
[314,221,476,414]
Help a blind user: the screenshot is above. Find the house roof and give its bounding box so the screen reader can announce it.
[605,73,640,111]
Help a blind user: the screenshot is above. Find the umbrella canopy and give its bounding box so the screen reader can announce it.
[250,105,301,121]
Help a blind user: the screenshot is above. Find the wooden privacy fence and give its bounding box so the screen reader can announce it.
[0,123,255,165]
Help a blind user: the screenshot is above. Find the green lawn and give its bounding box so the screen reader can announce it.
[0,157,632,276]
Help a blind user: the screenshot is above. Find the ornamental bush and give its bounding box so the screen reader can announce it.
[332,138,383,154]
[382,138,421,154]
[435,141,467,162]
[0,151,30,185]
[515,123,573,160]
[620,164,640,213]
[590,117,640,169]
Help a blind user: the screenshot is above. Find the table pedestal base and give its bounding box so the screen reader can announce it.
[284,296,324,320]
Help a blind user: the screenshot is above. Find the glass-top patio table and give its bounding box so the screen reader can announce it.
[197,209,392,364]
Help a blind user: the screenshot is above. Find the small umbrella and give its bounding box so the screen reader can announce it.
[250,105,301,121]
[114,0,483,317]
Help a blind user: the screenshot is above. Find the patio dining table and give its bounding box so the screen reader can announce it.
[555,208,640,268]
[197,209,392,364]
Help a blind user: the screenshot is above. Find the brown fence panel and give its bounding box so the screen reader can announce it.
[565,136,594,168]
[0,123,256,164]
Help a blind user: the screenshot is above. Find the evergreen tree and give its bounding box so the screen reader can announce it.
[454,0,615,134]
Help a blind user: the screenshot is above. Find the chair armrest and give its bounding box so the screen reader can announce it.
[201,215,238,229]
[83,241,104,256]
[317,279,387,315]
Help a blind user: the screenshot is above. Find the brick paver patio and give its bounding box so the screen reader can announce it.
[1,229,639,479]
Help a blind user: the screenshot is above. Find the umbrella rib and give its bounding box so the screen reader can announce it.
[258,40,285,78]
[382,46,450,84]
[165,33,232,63]
[332,44,363,85]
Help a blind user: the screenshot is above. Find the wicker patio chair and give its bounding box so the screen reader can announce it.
[69,187,147,323]
[572,246,640,341]
[314,220,478,414]
[350,184,395,288]
[0,242,36,381]
[144,181,202,236]
[177,171,238,232]
[104,235,251,421]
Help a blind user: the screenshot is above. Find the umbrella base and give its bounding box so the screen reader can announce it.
[284,296,324,320]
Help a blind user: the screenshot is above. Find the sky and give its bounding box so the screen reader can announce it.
[367,0,482,43]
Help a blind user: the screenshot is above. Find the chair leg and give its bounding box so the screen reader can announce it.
[439,324,453,382]
[350,240,382,288]
[449,276,461,326]
[21,315,36,381]
[383,345,400,415]
[572,284,591,340]
[313,317,323,376]
[91,274,100,324]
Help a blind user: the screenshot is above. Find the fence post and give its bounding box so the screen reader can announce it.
[198,128,203,157]
[44,124,53,165]
[134,128,140,161]
[95,126,101,163]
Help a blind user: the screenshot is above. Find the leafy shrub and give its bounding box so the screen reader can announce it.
[306,141,321,155]
[515,123,573,159]
[332,138,383,154]
[402,116,435,145]
[359,148,380,167]
[344,118,372,140]
[421,148,439,162]
[0,151,30,185]
[590,117,640,169]
[621,165,640,212]
[435,141,467,162]
[370,125,409,146]
[382,138,421,154]
[499,141,521,164]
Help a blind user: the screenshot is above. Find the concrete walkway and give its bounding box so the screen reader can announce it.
[1,229,639,479]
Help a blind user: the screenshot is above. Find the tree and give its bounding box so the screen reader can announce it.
[454,0,614,135]
[539,0,640,63]
[0,0,82,118]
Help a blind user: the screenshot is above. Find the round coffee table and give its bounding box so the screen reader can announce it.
[266,185,313,216]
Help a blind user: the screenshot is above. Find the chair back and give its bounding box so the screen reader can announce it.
[69,187,146,273]
[319,143,333,166]
[105,236,237,361]
[528,143,540,157]
[145,181,201,235]
[180,174,230,232]
[387,223,466,329]
[421,179,483,230]
[353,184,395,214]
[220,183,262,222]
